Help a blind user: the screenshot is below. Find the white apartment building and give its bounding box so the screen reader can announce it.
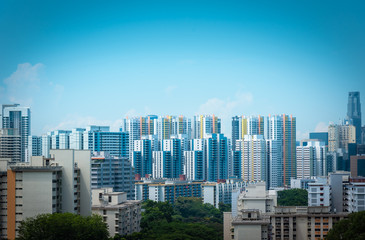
[1,104,31,162]
[92,188,141,237]
[242,135,267,183]
[308,182,331,207]
[236,182,277,213]
[202,179,246,208]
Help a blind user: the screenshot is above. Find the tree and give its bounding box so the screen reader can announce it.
[140,200,174,230]
[117,198,224,240]
[174,197,222,223]
[277,189,308,206]
[16,213,109,240]
[326,211,365,240]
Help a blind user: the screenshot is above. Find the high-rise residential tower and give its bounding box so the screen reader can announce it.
[231,115,264,151]
[1,104,31,162]
[192,115,221,139]
[267,114,296,186]
[241,135,267,184]
[347,91,362,144]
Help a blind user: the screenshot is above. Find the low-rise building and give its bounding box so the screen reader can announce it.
[202,178,246,208]
[0,149,91,240]
[270,206,348,240]
[92,188,141,237]
[237,182,277,213]
[135,177,202,204]
[231,209,270,240]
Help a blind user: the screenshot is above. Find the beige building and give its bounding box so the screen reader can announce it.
[231,209,270,240]
[237,182,277,213]
[224,182,277,240]
[0,149,91,240]
[328,124,356,152]
[92,188,141,237]
[270,206,348,240]
[0,129,21,162]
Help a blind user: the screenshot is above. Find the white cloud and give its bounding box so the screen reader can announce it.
[1,63,44,105]
[296,130,309,141]
[314,122,328,132]
[197,91,253,135]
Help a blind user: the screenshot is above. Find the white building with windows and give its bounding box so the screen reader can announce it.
[92,188,141,237]
[308,182,331,207]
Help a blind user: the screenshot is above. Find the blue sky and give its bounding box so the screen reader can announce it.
[1,1,364,138]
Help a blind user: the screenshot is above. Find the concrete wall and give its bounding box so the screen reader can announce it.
[203,185,215,206]
[74,150,91,216]
[22,172,53,218]
[234,224,262,240]
[51,149,76,214]
[223,212,233,240]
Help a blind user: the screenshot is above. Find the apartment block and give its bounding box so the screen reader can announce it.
[92,188,141,237]
[202,178,246,208]
[308,182,331,207]
[270,206,348,240]
[135,178,202,204]
[0,149,91,239]
[0,129,21,162]
[91,152,135,200]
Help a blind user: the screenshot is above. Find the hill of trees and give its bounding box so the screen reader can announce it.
[277,188,308,206]
[113,197,230,240]
[17,213,109,240]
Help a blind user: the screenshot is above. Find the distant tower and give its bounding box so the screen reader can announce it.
[267,114,296,187]
[347,92,362,144]
[1,104,31,162]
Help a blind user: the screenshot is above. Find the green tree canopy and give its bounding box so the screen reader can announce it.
[277,188,308,206]
[326,211,365,240]
[16,213,109,240]
[174,197,222,223]
[116,197,224,240]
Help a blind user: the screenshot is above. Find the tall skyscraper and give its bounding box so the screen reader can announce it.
[91,151,135,199]
[347,91,362,144]
[184,150,204,180]
[133,138,152,177]
[267,114,296,186]
[205,133,228,181]
[83,126,129,158]
[69,128,86,150]
[241,135,267,184]
[328,124,356,152]
[1,104,31,162]
[26,135,42,161]
[171,115,192,138]
[192,115,221,139]
[266,139,282,189]
[0,128,21,162]
[231,115,264,151]
[123,117,142,161]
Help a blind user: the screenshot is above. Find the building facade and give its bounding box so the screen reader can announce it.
[1,104,31,162]
[92,188,141,237]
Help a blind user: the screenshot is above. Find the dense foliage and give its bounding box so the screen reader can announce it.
[277,188,308,206]
[16,213,109,240]
[326,211,365,240]
[113,197,229,240]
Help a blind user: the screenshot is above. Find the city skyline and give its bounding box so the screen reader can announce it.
[1,1,365,138]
